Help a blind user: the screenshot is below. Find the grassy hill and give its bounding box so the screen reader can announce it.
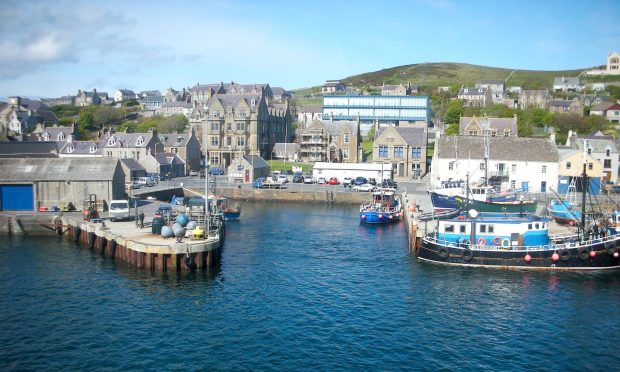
[341,62,590,91]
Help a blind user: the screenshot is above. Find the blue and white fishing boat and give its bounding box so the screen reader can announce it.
[359,189,402,224]
[547,200,581,225]
[208,194,241,221]
[429,183,517,212]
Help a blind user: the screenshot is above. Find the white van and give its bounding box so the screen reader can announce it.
[109,200,131,221]
[136,177,155,187]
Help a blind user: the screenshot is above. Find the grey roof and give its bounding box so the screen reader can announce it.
[162,101,193,108]
[159,133,192,147]
[273,143,299,155]
[324,120,358,137]
[139,90,161,97]
[554,77,580,86]
[39,126,73,139]
[591,102,616,111]
[458,87,487,96]
[299,104,323,113]
[118,89,136,96]
[206,94,260,111]
[437,135,558,162]
[120,158,145,171]
[324,81,343,87]
[377,127,426,147]
[271,87,289,96]
[572,135,618,153]
[19,98,50,111]
[58,141,102,155]
[35,110,59,123]
[520,89,549,97]
[459,116,517,133]
[154,152,184,165]
[243,155,269,168]
[141,95,164,103]
[103,132,155,148]
[549,100,575,108]
[0,157,120,181]
[0,141,59,157]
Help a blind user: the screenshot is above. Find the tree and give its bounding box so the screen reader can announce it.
[444,124,460,135]
[444,99,464,125]
[93,105,122,130]
[159,114,188,133]
[367,125,376,141]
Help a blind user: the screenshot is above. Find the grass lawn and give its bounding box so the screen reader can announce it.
[361,140,373,161]
[268,160,313,173]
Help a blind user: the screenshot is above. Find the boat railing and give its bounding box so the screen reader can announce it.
[423,233,620,252]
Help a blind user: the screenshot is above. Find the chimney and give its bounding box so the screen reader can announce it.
[67,135,73,144]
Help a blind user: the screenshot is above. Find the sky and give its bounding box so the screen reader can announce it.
[1,0,619,99]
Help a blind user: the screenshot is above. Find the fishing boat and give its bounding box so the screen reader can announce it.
[415,209,620,270]
[455,195,538,214]
[208,194,241,220]
[359,188,402,224]
[547,200,581,225]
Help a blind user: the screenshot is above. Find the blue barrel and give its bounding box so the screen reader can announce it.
[161,225,173,238]
[186,221,197,230]
[172,223,185,238]
[176,213,189,227]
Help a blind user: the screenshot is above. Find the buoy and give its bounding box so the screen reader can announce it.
[589,250,597,258]
[388,214,393,219]
[524,254,532,263]
[361,214,366,219]
[614,251,619,258]
[378,214,383,219]
[552,252,559,261]
[477,238,486,246]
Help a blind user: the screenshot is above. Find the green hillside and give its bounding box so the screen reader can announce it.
[341,62,590,91]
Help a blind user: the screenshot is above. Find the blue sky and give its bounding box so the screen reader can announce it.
[1,0,619,98]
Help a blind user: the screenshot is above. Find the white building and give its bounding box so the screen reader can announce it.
[431,133,559,193]
[312,162,393,183]
[586,52,620,76]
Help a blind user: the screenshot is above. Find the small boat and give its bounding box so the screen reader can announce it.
[429,183,518,212]
[359,188,402,224]
[415,209,620,270]
[547,200,581,225]
[455,196,538,214]
[208,194,241,220]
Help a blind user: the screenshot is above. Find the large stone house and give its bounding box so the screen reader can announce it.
[457,87,492,108]
[74,89,102,106]
[381,83,414,96]
[298,119,360,163]
[101,129,163,164]
[114,89,137,102]
[322,80,346,93]
[0,97,58,136]
[373,126,427,179]
[459,115,518,137]
[548,99,583,116]
[203,88,292,169]
[519,89,549,110]
[159,129,202,174]
[431,133,559,192]
[142,152,185,178]
[553,77,584,92]
[272,143,300,162]
[475,79,505,104]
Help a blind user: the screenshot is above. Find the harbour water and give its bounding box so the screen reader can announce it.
[1,201,620,370]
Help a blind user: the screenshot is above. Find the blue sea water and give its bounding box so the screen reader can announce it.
[1,201,620,370]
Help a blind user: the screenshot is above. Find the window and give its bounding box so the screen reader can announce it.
[445,224,454,233]
[511,180,516,189]
[171,147,178,154]
[488,225,494,233]
[449,162,454,170]
[343,133,349,144]
[411,147,421,158]
[480,224,487,233]
[394,146,404,158]
[480,162,485,170]
[226,137,232,146]
[211,137,219,146]
[237,136,245,147]
[468,130,478,136]
[588,162,593,170]
[604,159,612,168]
[588,148,592,155]
[566,161,571,170]
[237,110,246,118]
[236,122,245,131]
[542,165,547,174]
[106,151,112,157]
[511,164,516,172]
[210,122,219,131]
[212,110,220,118]
[66,145,74,153]
[459,225,466,233]
[378,146,388,158]
[227,123,232,131]
[343,148,349,159]
[606,149,611,157]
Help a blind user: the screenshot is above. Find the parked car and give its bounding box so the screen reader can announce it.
[343,177,353,185]
[368,178,377,185]
[317,177,327,185]
[147,173,161,183]
[199,170,206,179]
[127,181,142,190]
[381,179,398,189]
[252,177,266,189]
[353,183,377,192]
[209,167,225,175]
[328,177,340,185]
[155,204,172,216]
[353,177,368,186]
[189,170,198,176]
[136,176,155,187]
[108,200,131,221]
[277,174,289,183]
[292,173,304,183]
[303,175,314,184]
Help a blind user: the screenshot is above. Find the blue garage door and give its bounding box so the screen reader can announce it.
[1,184,34,211]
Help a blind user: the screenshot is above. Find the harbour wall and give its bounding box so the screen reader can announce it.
[186,187,370,204]
[0,213,222,272]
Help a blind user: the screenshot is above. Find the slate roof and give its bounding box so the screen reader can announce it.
[549,100,575,108]
[554,77,580,86]
[153,152,184,165]
[572,135,618,153]
[206,94,260,111]
[118,89,136,96]
[377,127,426,147]
[162,101,193,108]
[271,87,289,97]
[103,132,154,148]
[273,143,299,155]
[159,133,192,147]
[458,87,487,96]
[141,95,164,103]
[459,116,517,133]
[58,141,102,155]
[0,157,120,181]
[437,135,558,162]
[139,90,161,97]
[242,155,269,168]
[120,158,145,171]
[0,141,59,157]
[324,120,358,137]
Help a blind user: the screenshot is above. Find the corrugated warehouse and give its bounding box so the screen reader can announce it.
[0,158,125,211]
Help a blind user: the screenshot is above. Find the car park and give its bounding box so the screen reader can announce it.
[328,177,340,185]
[353,177,368,186]
[353,183,377,192]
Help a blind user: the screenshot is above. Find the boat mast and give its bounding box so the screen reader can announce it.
[581,140,587,233]
[204,109,210,235]
[484,129,489,186]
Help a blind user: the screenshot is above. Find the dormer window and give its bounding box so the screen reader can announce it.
[58,133,65,141]
[251,99,256,106]
[606,149,611,157]
[107,136,116,146]
[136,136,144,146]
[90,145,97,153]
[43,133,50,141]
[66,145,74,153]
[176,136,183,143]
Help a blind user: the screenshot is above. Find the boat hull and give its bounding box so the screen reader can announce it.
[417,239,620,270]
[223,211,241,220]
[360,211,399,224]
[456,197,538,214]
[547,203,581,225]
[430,191,458,211]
